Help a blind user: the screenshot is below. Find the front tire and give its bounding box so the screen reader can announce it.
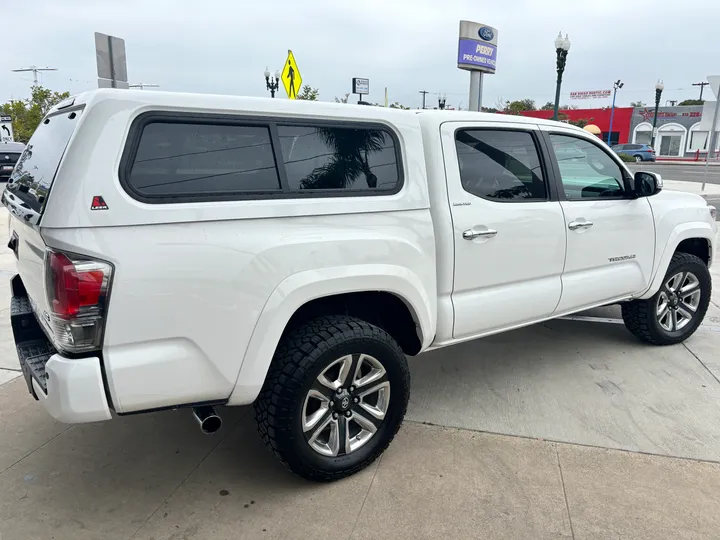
[622,252,711,345]
[254,315,410,482]
[634,155,643,162]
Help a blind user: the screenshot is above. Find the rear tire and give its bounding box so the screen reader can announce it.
[634,155,643,162]
[622,252,710,345]
[254,315,410,482]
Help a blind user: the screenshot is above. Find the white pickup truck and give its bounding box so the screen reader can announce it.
[3,90,716,481]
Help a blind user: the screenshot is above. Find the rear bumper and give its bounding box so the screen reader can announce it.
[10,274,111,423]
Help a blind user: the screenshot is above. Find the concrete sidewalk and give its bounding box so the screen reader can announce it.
[663,179,720,198]
[2,374,720,540]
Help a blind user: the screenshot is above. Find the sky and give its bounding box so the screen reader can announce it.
[1,0,718,110]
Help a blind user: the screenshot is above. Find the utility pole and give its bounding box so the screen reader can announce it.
[12,65,58,86]
[693,81,709,101]
[419,90,429,109]
[129,83,159,90]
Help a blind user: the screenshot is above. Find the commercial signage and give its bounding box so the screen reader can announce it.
[570,90,612,100]
[457,21,498,74]
[352,77,369,95]
[0,115,13,143]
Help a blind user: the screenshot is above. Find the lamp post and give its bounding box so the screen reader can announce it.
[264,67,280,98]
[651,79,664,148]
[552,32,571,121]
[607,79,624,145]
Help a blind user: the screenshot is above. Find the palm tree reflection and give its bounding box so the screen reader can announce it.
[299,128,387,190]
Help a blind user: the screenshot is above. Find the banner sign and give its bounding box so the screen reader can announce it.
[570,90,611,100]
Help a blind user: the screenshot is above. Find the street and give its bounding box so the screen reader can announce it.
[627,162,720,185]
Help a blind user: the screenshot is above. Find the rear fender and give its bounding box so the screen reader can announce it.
[226,264,435,405]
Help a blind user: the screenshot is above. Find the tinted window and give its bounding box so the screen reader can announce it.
[455,130,546,201]
[0,152,21,164]
[613,145,625,151]
[627,144,642,150]
[277,125,400,191]
[127,122,281,198]
[550,134,625,199]
[4,111,80,214]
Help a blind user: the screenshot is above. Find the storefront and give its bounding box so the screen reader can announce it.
[519,107,634,145]
[629,105,705,158]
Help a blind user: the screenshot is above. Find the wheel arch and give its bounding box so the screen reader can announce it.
[227,265,436,405]
[638,224,714,300]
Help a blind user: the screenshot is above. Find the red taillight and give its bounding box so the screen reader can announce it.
[45,250,113,353]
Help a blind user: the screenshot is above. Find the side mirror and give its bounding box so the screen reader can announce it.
[634,171,662,197]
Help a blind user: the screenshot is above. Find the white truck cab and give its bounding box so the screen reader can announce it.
[3,90,716,481]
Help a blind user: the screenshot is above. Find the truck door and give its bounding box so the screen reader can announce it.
[441,121,567,339]
[540,127,655,313]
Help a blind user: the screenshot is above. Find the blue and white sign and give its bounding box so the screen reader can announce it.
[458,20,498,74]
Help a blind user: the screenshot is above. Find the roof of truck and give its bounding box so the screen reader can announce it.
[58,89,586,135]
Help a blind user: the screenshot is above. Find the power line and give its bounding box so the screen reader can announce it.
[12,65,58,86]
[692,81,709,100]
[418,90,429,109]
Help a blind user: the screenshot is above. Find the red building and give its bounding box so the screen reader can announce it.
[518,107,634,145]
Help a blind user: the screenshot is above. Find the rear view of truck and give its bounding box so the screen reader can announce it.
[3,101,113,422]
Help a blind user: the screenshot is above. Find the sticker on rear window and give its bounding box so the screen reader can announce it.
[91,196,109,210]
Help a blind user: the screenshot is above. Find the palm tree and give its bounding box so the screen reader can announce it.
[299,127,387,190]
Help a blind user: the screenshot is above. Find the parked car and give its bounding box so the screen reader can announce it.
[0,141,25,181]
[4,90,716,481]
[612,143,656,162]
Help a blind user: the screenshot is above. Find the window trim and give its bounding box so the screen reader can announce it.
[544,130,635,202]
[453,126,556,204]
[119,111,405,204]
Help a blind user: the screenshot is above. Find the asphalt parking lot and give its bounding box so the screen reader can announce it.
[3,205,720,540]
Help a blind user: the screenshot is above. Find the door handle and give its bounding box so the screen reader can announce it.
[463,228,498,240]
[568,220,594,230]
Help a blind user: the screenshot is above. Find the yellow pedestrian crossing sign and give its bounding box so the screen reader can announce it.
[281,50,303,100]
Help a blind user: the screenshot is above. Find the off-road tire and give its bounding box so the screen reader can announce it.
[254,315,410,482]
[622,252,711,345]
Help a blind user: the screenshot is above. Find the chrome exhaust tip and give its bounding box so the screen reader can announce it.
[192,406,222,434]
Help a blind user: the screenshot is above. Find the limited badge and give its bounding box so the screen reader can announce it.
[90,196,109,210]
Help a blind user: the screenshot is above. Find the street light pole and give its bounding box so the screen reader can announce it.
[650,79,664,148]
[607,79,624,145]
[264,67,281,98]
[552,32,571,121]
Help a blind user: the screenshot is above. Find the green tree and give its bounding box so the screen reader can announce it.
[678,99,704,106]
[569,118,593,128]
[630,101,646,107]
[389,102,410,110]
[297,86,319,101]
[504,99,536,115]
[1,85,70,143]
[481,107,499,113]
[334,93,350,104]
[541,101,555,110]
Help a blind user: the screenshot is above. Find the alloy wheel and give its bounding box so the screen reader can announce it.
[302,354,390,457]
[656,271,701,332]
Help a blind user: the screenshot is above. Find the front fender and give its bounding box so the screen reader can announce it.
[638,221,715,299]
[226,264,436,405]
